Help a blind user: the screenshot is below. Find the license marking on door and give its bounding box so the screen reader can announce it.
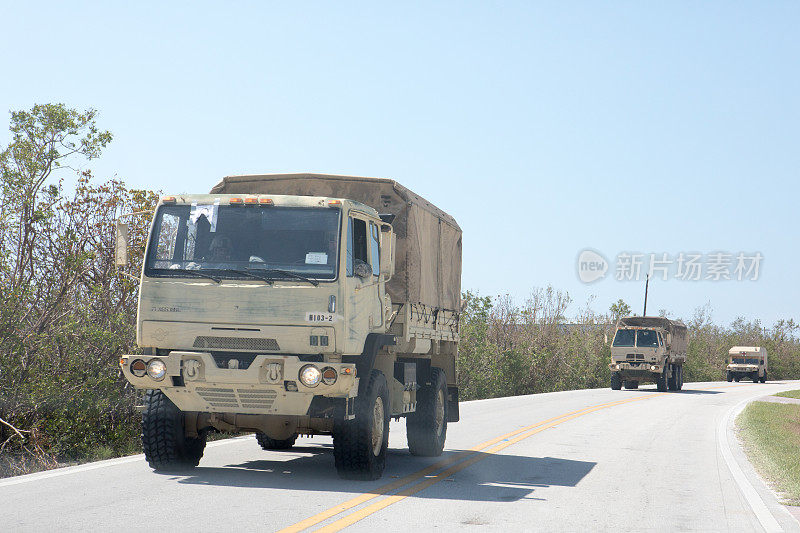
[306,312,336,323]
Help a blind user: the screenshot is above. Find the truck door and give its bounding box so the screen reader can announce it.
[345,215,382,352]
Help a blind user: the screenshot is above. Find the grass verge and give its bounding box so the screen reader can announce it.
[775,390,800,400]
[737,401,800,505]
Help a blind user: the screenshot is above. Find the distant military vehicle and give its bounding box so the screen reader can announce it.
[609,316,688,392]
[116,174,462,480]
[726,346,767,383]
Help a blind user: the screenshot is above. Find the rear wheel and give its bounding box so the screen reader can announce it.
[761,373,767,384]
[141,389,206,471]
[623,380,639,390]
[333,370,389,480]
[677,365,684,390]
[255,433,297,450]
[752,374,759,383]
[407,367,448,457]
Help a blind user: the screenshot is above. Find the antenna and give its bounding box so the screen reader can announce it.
[643,274,649,317]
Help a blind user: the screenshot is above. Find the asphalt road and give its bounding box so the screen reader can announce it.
[3,380,800,532]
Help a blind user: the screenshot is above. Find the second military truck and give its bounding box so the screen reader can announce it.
[726,346,768,383]
[610,316,688,392]
[117,173,462,480]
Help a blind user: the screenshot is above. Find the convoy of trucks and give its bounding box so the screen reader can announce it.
[609,316,688,392]
[117,173,462,480]
[114,171,776,480]
[726,346,768,383]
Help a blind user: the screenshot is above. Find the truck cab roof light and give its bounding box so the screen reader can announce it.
[162,196,176,204]
[259,198,274,206]
[328,200,342,207]
[229,197,243,205]
[244,197,258,205]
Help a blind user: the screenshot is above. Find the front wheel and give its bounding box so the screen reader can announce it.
[141,389,206,471]
[726,371,732,382]
[611,373,622,390]
[333,370,390,480]
[656,368,668,392]
[407,367,448,456]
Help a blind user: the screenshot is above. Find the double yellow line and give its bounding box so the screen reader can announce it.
[280,383,754,532]
[279,393,662,533]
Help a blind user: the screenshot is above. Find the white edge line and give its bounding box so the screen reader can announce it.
[0,435,249,488]
[719,397,782,533]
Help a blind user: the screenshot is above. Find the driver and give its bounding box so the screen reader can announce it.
[208,235,233,261]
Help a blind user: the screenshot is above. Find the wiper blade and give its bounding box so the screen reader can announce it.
[226,269,274,285]
[167,268,221,283]
[252,268,320,286]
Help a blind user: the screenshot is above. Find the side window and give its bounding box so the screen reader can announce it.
[370,222,380,276]
[347,217,368,276]
[657,333,663,346]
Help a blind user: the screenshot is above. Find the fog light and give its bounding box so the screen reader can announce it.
[285,380,299,392]
[130,359,147,377]
[299,365,321,387]
[147,359,167,381]
[322,367,337,385]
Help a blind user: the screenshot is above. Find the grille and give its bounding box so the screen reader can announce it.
[195,387,278,410]
[193,336,280,351]
[626,353,644,361]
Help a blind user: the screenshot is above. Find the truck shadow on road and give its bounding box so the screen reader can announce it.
[618,388,724,394]
[169,447,596,503]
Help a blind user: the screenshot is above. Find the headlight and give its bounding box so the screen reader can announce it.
[650,365,657,371]
[321,367,337,385]
[299,365,321,387]
[614,364,620,370]
[147,359,167,381]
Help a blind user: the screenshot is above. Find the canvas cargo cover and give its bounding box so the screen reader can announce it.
[619,316,688,353]
[210,173,462,311]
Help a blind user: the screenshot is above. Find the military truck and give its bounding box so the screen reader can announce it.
[609,316,688,392]
[726,346,767,383]
[116,173,461,480]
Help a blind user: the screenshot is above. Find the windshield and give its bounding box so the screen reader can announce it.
[144,204,341,281]
[612,329,635,347]
[636,329,659,348]
[732,357,760,365]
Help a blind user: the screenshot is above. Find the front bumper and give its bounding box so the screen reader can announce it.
[120,351,358,416]
[610,361,662,375]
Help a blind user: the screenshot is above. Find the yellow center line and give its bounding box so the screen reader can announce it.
[281,382,756,533]
[312,395,657,533]
[279,395,657,533]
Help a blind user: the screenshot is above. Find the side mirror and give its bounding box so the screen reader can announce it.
[354,260,372,279]
[379,226,395,280]
[115,220,129,267]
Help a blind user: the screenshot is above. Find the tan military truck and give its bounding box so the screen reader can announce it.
[609,316,688,392]
[726,346,767,383]
[116,173,461,480]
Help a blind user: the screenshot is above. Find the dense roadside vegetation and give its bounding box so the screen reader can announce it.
[1,104,799,477]
[737,400,800,505]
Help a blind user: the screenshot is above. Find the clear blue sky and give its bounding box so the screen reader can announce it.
[2,2,798,326]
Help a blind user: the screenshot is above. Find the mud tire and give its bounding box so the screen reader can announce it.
[726,371,732,382]
[141,389,206,471]
[255,433,297,450]
[656,369,669,392]
[611,373,622,390]
[407,367,448,457]
[333,370,389,480]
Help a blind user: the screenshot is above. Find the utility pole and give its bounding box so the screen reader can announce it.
[643,274,649,317]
